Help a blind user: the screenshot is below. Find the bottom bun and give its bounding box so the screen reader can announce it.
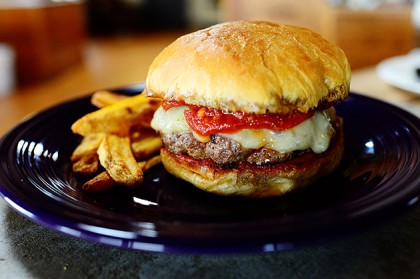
[161,119,344,198]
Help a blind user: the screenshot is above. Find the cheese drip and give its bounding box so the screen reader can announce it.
[151,106,334,154]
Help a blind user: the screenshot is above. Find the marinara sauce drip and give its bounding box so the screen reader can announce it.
[162,100,315,136]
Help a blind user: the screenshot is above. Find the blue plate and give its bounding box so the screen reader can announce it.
[0,84,419,254]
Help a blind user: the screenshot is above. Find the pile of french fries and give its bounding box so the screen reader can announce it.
[70,90,162,192]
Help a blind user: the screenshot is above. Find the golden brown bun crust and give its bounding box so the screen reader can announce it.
[160,118,344,198]
[145,21,351,114]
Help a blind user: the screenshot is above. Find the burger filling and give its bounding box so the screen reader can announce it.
[151,102,337,167]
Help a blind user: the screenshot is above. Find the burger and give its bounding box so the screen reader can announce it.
[145,21,351,198]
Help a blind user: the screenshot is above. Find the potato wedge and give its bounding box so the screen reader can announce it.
[137,155,162,171]
[72,153,99,176]
[82,155,162,192]
[71,94,161,137]
[71,133,104,175]
[71,91,163,191]
[91,90,130,108]
[82,171,116,192]
[97,134,143,186]
[131,132,162,161]
[71,133,104,162]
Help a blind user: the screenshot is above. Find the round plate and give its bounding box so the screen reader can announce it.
[0,85,419,254]
[376,49,420,94]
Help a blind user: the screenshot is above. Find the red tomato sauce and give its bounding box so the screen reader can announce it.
[162,100,315,136]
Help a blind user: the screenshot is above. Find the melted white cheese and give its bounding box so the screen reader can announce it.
[151,106,190,133]
[151,106,334,154]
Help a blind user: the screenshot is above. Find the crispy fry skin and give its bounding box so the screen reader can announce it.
[97,134,143,186]
[131,131,162,161]
[137,155,162,172]
[91,90,130,108]
[71,133,104,175]
[72,153,99,176]
[71,133,104,161]
[71,94,161,137]
[82,155,162,192]
[82,171,116,192]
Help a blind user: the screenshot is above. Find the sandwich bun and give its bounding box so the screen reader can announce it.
[145,20,351,114]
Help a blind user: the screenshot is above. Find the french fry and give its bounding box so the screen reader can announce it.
[82,155,162,192]
[131,132,162,161]
[91,90,130,108]
[97,134,143,186]
[71,93,161,137]
[71,133,104,175]
[138,155,162,171]
[71,133,104,162]
[82,171,116,192]
[72,153,99,176]
[71,91,163,192]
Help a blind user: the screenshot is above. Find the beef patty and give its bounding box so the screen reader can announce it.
[162,132,295,166]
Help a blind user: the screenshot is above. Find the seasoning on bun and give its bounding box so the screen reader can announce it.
[145,20,351,198]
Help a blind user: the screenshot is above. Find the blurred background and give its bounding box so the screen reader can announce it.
[0,0,418,96]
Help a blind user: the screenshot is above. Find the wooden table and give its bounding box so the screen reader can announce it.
[0,32,181,136]
[350,67,420,117]
[0,32,419,137]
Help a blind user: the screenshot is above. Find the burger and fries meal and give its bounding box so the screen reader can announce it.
[70,20,351,198]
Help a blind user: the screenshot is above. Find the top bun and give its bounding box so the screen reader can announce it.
[145,20,351,114]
